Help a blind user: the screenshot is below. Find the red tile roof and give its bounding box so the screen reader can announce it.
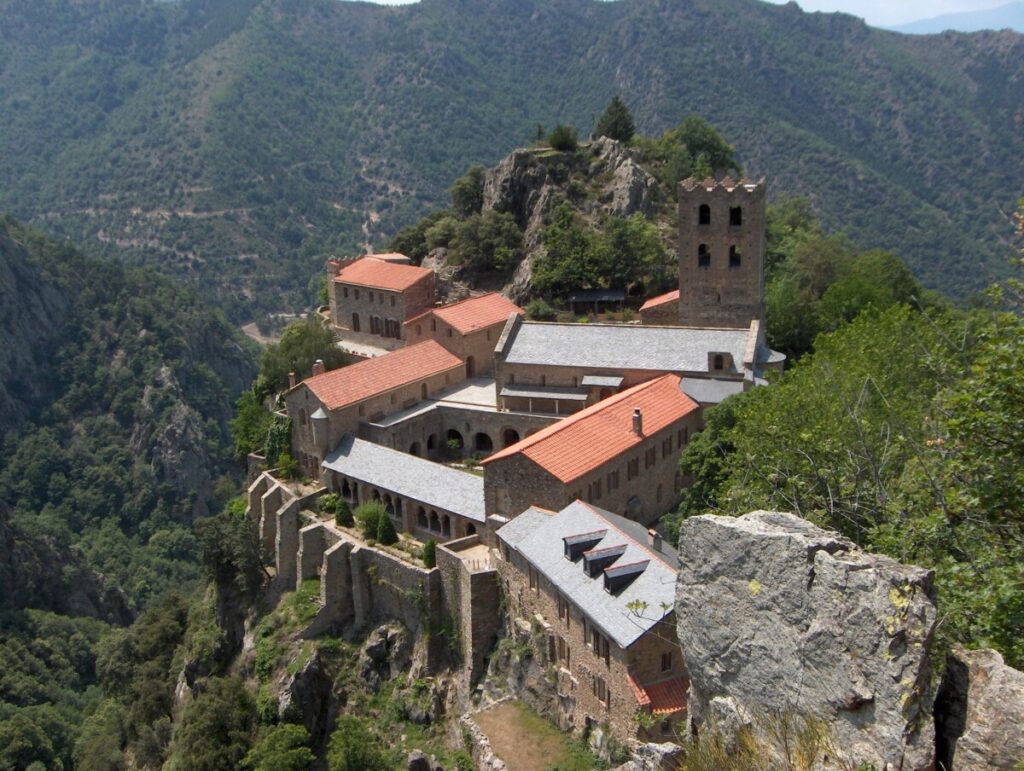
[334,257,433,292]
[628,674,689,715]
[482,374,699,483]
[405,293,524,335]
[639,289,680,311]
[299,340,462,410]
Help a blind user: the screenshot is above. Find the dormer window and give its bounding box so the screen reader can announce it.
[603,560,649,594]
[713,354,724,371]
[563,530,607,561]
[582,544,627,577]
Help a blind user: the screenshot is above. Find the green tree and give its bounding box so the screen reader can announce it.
[548,124,578,152]
[533,203,607,296]
[376,511,398,545]
[326,716,393,771]
[231,390,274,461]
[422,539,437,568]
[168,676,256,771]
[594,95,636,142]
[336,498,353,527]
[451,165,486,218]
[602,213,670,294]
[264,415,291,468]
[258,316,348,395]
[73,700,127,771]
[450,210,522,272]
[390,210,453,263]
[243,723,315,771]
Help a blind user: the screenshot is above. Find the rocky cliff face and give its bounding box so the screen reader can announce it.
[675,511,937,770]
[478,138,662,302]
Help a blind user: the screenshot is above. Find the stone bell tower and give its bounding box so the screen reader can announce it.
[677,176,766,329]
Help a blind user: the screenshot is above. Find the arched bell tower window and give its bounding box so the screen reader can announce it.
[698,244,710,269]
[730,206,742,226]
[698,204,711,226]
[729,245,742,269]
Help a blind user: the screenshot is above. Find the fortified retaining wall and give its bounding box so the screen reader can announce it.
[437,536,502,684]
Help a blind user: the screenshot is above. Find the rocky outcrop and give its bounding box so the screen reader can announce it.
[278,650,335,743]
[675,511,937,770]
[129,365,214,519]
[935,646,1024,770]
[356,624,413,692]
[479,139,661,302]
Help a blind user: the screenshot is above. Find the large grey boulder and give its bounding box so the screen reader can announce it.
[676,511,937,770]
[935,646,1024,770]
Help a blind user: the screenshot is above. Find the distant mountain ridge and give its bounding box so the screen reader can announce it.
[890,2,1024,34]
[0,0,1021,319]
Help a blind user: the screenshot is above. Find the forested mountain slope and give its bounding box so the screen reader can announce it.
[0,216,257,767]
[0,0,1021,320]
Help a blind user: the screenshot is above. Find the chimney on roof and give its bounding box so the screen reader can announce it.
[312,359,326,377]
[647,528,663,554]
[288,371,297,389]
[632,408,643,436]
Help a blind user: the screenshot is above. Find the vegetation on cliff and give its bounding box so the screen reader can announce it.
[0,0,1020,320]
[0,216,257,767]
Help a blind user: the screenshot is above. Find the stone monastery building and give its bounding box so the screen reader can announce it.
[267,175,784,744]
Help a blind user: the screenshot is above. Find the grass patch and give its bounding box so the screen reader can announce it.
[252,578,321,681]
[473,700,607,771]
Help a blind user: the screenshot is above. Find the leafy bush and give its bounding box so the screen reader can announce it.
[257,316,349,396]
[167,676,256,771]
[243,723,315,771]
[326,716,394,771]
[354,502,387,540]
[548,124,578,152]
[276,452,299,481]
[336,499,353,527]
[450,165,486,218]
[525,298,558,320]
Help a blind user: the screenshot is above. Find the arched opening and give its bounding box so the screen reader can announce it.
[698,244,710,269]
[409,442,421,457]
[466,356,476,378]
[394,498,403,517]
[502,428,520,448]
[698,204,711,226]
[421,383,428,400]
[446,429,464,455]
[729,245,742,269]
[466,523,477,536]
[351,312,360,332]
[427,434,438,454]
[730,206,742,227]
[341,479,352,499]
[713,354,724,371]
[441,515,451,538]
[429,511,441,532]
[417,507,428,528]
[474,432,493,453]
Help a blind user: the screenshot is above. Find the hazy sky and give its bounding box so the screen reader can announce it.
[357,0,1010,27]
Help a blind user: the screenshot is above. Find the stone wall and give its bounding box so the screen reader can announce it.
[437,536,502,684]
[639,301,679,327]
[483,415,697,526]
[360,402,555,462]
[331,271,435,341]
[284,361,466,475]
[404,315,508,376]
[677,178,765,329]
[493,545,681,741]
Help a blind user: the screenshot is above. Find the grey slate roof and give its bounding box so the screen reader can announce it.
[502,322,752,374]
[497,500,678,648]
[580,374,625,388]
[679,377,746,405]
[322,434,485,522]
[499,384,589,401]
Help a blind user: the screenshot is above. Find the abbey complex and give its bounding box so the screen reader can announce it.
[245,175,787,746]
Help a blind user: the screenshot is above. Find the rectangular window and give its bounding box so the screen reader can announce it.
[627,458,639,480]
[608,470,619,491]
[645,447,656,469]
[557,636,570,666]
[368,291,374,301]
[391,295,396,307]
[355,290,360,300]
[661,651,672,672]
[343,286,349,298]
[593,675,609,707]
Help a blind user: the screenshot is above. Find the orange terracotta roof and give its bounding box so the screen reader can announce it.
[639,289,680,311]
[482,374,698,483]
[405,293,524,335]
[628,674,689,715]
[299,340,462,410]
[334,257,433,292]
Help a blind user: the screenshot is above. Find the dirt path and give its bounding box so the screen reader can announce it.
[473,702,575,771]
